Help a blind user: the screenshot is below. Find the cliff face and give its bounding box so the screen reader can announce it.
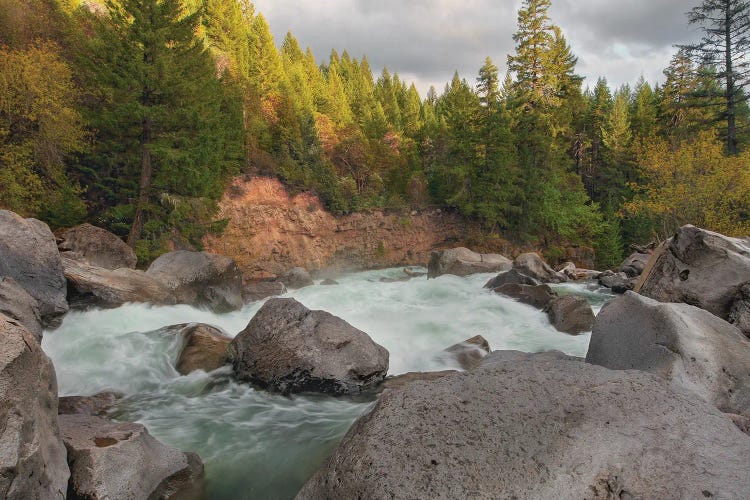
[203,177,471,279]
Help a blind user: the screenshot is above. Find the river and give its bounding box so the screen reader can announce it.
[42,268,612,499]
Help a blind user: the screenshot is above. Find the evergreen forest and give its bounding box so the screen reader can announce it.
[2,0,749,267]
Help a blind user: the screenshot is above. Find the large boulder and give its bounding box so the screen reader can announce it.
[484,269,540,289]
[512,252,566,283]
[277,267,314,289]
[63,257,176,309]
[0,314,69,499]
[242,281,287,303]
[619,251,651,278]
[229,298,389,394]
[493,283,557,309]
[637,225,750,336]
[56,223,137,270]
[586,291,750,415]
[59,414,204,499]
[298,350,750,500]
[171,323,231,375]
[0,277,43,342]
[427,247,511,278]
[546,295,595,334]
[0,210,68,326]
[147,251,243,313]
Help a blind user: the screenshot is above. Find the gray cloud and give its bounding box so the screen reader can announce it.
[253,0,701,95]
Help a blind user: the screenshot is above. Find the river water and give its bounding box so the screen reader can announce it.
[42,268,612,499]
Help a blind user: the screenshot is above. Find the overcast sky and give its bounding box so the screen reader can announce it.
[252,0,700,96]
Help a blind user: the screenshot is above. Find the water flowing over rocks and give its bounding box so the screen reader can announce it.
[229,298,389,394]
[241,281,287,302]
[545,295,595,334]
[0,276,43,342]
[168,323,232,375]
[63,256,176,309]
[298,350,750,500]
[587,291,750,415]
[0,313,69,499]
[0,210,68,326]
[636,225,750,335]
[441,335,491,369]
[277,266,314,289]
[59,414,204,499]
[427,247,511,278]
[146,250,243,313]
[513,252,567,283]
[56,223,137,270]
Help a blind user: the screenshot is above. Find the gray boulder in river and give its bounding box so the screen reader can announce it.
[277,267,314,289]
[229,298,389,394]
[512,252,567,283]
[147,250,244,313]
[59,414,204,499]
[484,268,540,288]
[56,223,137,270]
[0,210,68,326]
[0,313,69,499]
[297,350,750,500]
[156,323,232,375]
[63,256,176,309]
[587,291,750,415]
[493,283,556,309]
[637,225,750,336]
[0,276,43,342]
[545,295,595,334]
[242,281,287,302]
[427,247,511,278]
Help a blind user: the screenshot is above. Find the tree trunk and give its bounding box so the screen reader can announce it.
[127,115,153,247]
[725,4,738,155]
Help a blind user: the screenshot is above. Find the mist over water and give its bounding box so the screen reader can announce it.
[43,268,612,499]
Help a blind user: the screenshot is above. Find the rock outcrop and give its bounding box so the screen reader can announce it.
[204,177,471,279]
[0,210,68,326]
[63,257,176,309]
[56,223,137,270]
[546,295,595,334]
[59,414,204,499]
[427,247,511,278]
[277,267,314,289]
[586,291,750,415]
[0,314,69,499]
[513,252,567,283]
[0,277,43,342]
[636,225,750,335]
[298,350,750,500]
[242,281,287,303]
[229,298,389,394]
[173,324,231,375]
[146,250,243,313]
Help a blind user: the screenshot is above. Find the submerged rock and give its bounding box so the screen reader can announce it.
[442,335,491,370]
[242,281,287,302]
[298,350,750,500]
[0,313,69,499]
[637,225,750,336]
[427,247,511,278]
[173,323,231,375]
[229,298,389,394]
[63,257,176,309]
[546,295,595,334]
[0,210,68,326]
[56,223,137,270]
[0,277,43,342]
[147,250,243,313]
[277,267,314,289]
[319,279,339,286]
[484,268,540,289]
[493,283,557,309]
[59,414,204,500]
[587,292,750,415]
[513,252,567,283]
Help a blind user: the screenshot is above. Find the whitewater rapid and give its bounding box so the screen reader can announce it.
[42,268,612,499]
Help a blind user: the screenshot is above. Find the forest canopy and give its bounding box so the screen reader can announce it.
[1,0,748,267]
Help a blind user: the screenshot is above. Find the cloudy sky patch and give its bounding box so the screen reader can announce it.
[253,0,701,94]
